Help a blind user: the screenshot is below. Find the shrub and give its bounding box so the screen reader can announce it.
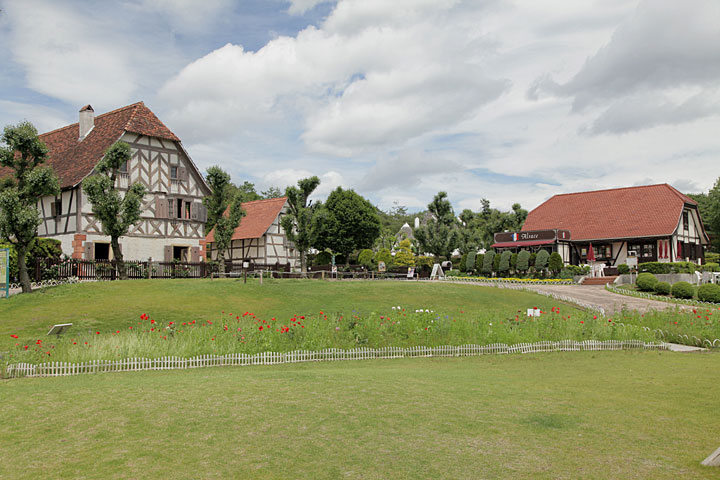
[697,283,720,303]
[671,281,694,299]
[474,254,484,273]
[499,251,511,274]
[701,262,719,272]
[529,252,537,268]
[314,251,331,266]
[416,256,434,273]
[510,253,518,270]
[493,252,501,273]
[459,253,468,272]
[358,249,374,268]
[535,250,549,270]
[707,252,720,264]
[635,272,658,292]
[558,268,575,280]
[516,250,530,272]
[548,252,563,274]
[654,281,671,295]
[374,248,392,267]
[447,269,460,277]
[482,251,495,275]
[639,261,696,274]
[465,251,476,273]
[617,264,630,275]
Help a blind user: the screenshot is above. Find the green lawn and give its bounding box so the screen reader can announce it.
[0,279,584,350]
[1,352,718,479]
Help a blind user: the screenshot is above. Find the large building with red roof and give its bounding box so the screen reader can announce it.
[5,102,212,261]
[493,184,709,268]
[205,197,300,268]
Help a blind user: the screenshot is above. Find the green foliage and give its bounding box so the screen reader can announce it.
[413,192,458,260]
[639,261,696,274]
[474,253,484,273]
[482,251,494,275]
[498,251,511,274]
[535,250,549,270]
[705,178,720,252]
[529,252,537,267]
[456,209,481,255]
[707,252,720,264]
[374,248,392,267]
[510,253,518,270]
[416,255,434,273]
[702,262,719,272]
[466,251,476,273]
[653,281,671,295]
[312,187,381,264]
[281,176,321,273]
[697,283,720,303]
[0,121,60,291]
[358,249,374,268]
[459,253,468,272]
[562,265,590,276]
[212,193,246,269]
[671,281,694,299]
[393,239,415,267]
[492,252,501,272]
[314,251,332,266]
[617,264,630,275]
[636,272,658,292]
[516,250,530,272]
[203,166,232,232]
[548,252,563,274]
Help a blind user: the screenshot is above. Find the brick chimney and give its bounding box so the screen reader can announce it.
[78,104,94,140]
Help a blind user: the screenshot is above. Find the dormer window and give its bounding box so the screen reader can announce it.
[118,160,128,174]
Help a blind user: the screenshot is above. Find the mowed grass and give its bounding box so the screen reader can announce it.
[0,279,584,350]
[1,351,719,479]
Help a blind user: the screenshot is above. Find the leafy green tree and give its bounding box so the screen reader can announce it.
[548,252,563,275]
[482,250,495,275]
[261,185,283,199]
[414,192,458,260]
[457,209,481,255]
[0,121,60,292]
[234,180,262,202]
[312,187,381,267]
[374,248,392,267]
[499,250,511,274]
[358,249,374,268]
[510,252,518,271]
[475,253,484,272]
[493,252,501,272]
[706,178,720,252]
[83,142,147,280]
[212,194,246,273]
[203,166,233,233]
[517,250,530,273]
[535,250,550,271]
[393,239,415,267]
[280,176,320,274]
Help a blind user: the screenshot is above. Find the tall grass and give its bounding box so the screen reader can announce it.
[6,305,655,364]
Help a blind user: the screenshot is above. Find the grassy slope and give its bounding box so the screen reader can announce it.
[1,352,718,479]
[0,279,581,349]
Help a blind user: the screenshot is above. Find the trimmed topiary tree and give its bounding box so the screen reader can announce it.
[636,272,658,292]
[459,253,468,272]
[374,248,392,267]
[482,251,495,275]
[654,281,671,295]
[475,253,484,273]
[535,250,549,270]
[499,250,511,274]
[617,264,630,275]
[516,250,530,273]
[510,252,518,271]
[493,252,501,273]
[394,239,415,267]
[548,252,563,275]
[697,283,720,303]
[466,251,476,273]
[671,281,694,299]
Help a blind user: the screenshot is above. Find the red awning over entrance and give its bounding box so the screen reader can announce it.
[491,239,556,248]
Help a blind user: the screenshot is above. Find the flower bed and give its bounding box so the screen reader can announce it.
[606,284,720,308]
[443,276,574,285]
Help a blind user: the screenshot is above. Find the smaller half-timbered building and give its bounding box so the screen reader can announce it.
[204,197,300,268]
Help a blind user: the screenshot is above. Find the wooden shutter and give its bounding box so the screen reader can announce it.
[50,201,56,217]
[190,202,198,220]
[84,241,94,260]
[168,198,175,219]
[198,204,207,223]
[178,167,188,182]
[164,245,173,262]
[191,247,200,262]
[155,197,167,219]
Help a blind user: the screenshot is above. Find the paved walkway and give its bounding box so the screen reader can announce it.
[512,284,685,316]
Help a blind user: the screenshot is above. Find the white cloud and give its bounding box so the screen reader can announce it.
[0,100,72,135]
[286,0,335,15]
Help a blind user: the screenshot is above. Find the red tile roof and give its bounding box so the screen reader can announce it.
[522,184,702,241]
[1,102,180,188]
[206,197,287,243]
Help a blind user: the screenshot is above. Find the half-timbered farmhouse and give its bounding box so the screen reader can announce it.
[28,102,211,261]
[204,197,300,269]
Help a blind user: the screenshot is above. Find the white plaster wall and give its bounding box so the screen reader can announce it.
[52,233,77,257]
[81,234,203,261]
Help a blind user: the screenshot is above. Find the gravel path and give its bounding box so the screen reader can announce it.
[521,284,682,315]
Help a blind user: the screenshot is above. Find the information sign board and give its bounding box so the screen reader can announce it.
[0,248,8,299]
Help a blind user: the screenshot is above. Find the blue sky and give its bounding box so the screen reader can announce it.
[1,0,719,213]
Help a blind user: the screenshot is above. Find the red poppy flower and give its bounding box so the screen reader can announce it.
[259,326,263,331]
[96,331,100,335]
[23,345,28,349]
[10,334,18,339]
[580,321,584,324]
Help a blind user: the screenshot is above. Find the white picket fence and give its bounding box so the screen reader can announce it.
[4,340,667,379]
